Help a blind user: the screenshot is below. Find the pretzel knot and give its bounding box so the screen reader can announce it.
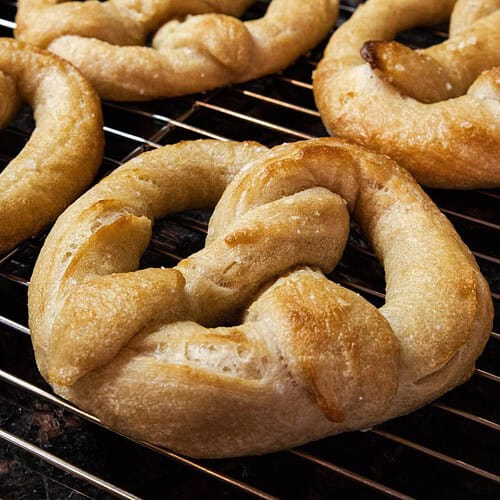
[0,39,103,254]
[314,0,500,189]
[15,0,339,101]
[29,138,492,457]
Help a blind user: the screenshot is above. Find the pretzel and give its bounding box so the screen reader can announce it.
[313,0,500,189]
[0,39,103,254]
[15,0,339,101]
[29,138,492,458]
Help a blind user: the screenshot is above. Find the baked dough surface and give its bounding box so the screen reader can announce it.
[0,38,103,254]
[314,0,500,188]
[16,0,339,101]
[29,138,492,457]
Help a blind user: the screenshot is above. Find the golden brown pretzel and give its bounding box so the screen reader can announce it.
[15,0,339,101]
[313,0,500,189]
[0,39,103,254]
[29,138,492,457]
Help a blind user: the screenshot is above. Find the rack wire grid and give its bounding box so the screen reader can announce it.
[0,1,499,498]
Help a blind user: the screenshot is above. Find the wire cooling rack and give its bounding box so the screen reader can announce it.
[0,1,499,498]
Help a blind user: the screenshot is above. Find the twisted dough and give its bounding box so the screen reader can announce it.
[29,138,492,457]
[16,0,339,101]
[0,39,103,254]
[314,0,500,189]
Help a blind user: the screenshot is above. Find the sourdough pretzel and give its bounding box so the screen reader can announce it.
[15,0,339,101]
[314,0,500,189]
[0,39,103,254]
[29,138,492,458]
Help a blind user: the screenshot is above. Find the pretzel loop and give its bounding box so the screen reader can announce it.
[314,0,500,188]
[0,39,103,253]
[16,0,339,100]
[29,138,492,457]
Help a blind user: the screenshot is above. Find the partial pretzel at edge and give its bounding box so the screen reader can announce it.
[0,38,103,254]
[16,0,339,101]
[313,0,500,189]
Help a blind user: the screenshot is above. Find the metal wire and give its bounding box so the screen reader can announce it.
[0,429,141,500]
